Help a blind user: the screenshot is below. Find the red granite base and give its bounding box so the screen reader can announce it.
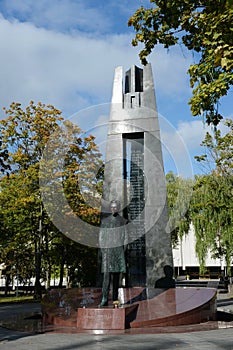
[77,304,138,330]
[42,287,217,333]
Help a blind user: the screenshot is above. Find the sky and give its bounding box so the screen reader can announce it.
[0,0,232,178]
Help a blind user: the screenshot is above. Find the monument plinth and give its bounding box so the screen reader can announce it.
[42,287,217,332]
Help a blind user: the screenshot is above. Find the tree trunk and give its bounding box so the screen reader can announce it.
[4,273,11,296]
[44,230,51,290]
[59,254,65,288]
[34,240,42,299]
[46,263,51,290]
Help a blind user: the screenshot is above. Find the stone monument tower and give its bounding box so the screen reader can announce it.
[101,64,173,288]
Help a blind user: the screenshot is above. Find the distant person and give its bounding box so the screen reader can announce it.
[99,200,127,307]
[154,265,176,289]
[224,275,229,290]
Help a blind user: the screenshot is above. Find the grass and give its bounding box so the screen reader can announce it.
[0,294,36,304]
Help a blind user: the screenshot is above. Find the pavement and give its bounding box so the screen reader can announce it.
[0,293,233,350]
[0,328,233,350]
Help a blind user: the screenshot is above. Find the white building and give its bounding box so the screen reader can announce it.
[173,223,228,278]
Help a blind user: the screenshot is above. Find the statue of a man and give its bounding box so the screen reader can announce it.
[99,199,127,307]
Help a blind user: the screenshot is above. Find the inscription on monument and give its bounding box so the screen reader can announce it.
[123,133,146,286]
[77,307,125,330]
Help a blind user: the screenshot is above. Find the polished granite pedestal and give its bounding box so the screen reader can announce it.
[42,287,217,333]
[77,304,138,330]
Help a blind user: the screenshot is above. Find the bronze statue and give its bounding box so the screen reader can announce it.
[99,200,127,307]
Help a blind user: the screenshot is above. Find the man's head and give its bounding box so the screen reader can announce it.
[110,200,120,216]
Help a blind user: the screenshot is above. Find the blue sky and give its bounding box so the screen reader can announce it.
[0,0,232,177]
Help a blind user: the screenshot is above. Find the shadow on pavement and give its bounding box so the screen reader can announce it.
[0,326,34,342]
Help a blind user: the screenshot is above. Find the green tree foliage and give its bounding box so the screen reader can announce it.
[0,101,64,296]
[61,120,102,226]
[195,119,233,174]
[191,120,233,273]
[0,140,10,173]
[0,171,38,289]
[129,0,233,126]
[0,101,102,294]
[166,171,193,246]
[191,173,232,274]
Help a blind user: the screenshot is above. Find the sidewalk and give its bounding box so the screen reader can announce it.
[1,326,233,350]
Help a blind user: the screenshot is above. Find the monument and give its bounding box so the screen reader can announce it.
[42,64,217,332]
[100,63,173,288]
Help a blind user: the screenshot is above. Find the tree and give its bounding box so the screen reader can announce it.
[166,171,193,246]
[195,118,233,174]
[128,0,233,126]
[0,171,37,294]
[0,101,102,295]
[61,120,102,227]
[191,120,233,274]
[191,173,232,274]
[0,101,63,296]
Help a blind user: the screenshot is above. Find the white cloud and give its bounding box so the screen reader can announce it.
[0,15,141,115]
[177,119,230,151]
[1,0,111,33]
[160,116,194,178]
[0,15,193,119]
[161,118,231,177]
[151,46,192,101]
[177,120,210,150]
[0,0,151,36]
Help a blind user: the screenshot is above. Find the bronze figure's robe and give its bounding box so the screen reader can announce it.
[100,213,127,273]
